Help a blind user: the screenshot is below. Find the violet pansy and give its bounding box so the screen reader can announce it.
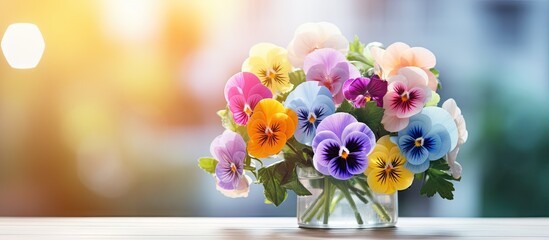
[210,130,247,190]
[303,48,360,106]
[312,113,376,180]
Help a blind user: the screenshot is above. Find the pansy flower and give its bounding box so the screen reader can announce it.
[396,107,458,173]
[287,22,349,68]
[303,48,361,105]
[285,81,336,146]
[215,175,252,198]
[247,99,298,158]
[242,43,293,95]
[224,72,273,125]
[442,99,468,179]
[382,67,432,132]
[371,42,438,91]
[312,113,376,180]
[210,130,247,190]
[342,75,388,108]
[365,136,413,194]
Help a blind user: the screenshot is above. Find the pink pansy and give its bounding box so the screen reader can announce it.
[303,48,360,105]
[371,42,438,91]
[382,67,432,132]
[224,72,272,125]
[287,22,349,68]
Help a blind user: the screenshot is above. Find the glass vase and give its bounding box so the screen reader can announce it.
[296,166,397,229]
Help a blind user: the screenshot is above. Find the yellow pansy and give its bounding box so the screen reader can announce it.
[242,43,293,95]
[365,136,414,194]
[247,99,297,158]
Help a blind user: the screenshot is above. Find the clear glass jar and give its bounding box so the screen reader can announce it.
[296,166,397,228]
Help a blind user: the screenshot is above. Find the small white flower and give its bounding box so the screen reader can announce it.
[442,98,468,179]
[442,99,468,145]
[215,175,252,198]
[447,147,462,179]
[287,22,348,68]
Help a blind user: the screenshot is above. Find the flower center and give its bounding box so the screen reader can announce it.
[385,162,393,174]
[339,146,350,160]
[265,127,274,138]
[365,94,372,102]
[230,163,237,173]
[308,112,317,123]
[266,68,277,81]
[244,104,253,116]
[414,137,424,147]
[401,92,409,102]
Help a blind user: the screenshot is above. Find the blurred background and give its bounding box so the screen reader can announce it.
[0,0,548,217]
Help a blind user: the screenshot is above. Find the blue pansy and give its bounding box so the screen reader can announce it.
[396,107,458,173]
[285,81,336,145]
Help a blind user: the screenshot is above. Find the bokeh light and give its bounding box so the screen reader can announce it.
[1,23,45,69]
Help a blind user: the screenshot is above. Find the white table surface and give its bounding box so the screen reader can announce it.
[0,217,548,239]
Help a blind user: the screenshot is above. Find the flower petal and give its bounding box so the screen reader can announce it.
[303,48,347,73]
[313,138,341,168]
[381,114,409,132]
[312,130,341,152]
[316,112,357,139]
[404,160,430,173]
[400,47,436,69]
[341,122,375,149]
[424,124,451,160]
[228,95,248,125]
[328,157,353,180]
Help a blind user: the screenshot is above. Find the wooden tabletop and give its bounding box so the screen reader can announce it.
[0,217,548,239]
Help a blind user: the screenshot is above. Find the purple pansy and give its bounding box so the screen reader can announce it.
[311,113,376,180]
[303,48,361,105]
[342,75,388,108]
[210,130,247,190]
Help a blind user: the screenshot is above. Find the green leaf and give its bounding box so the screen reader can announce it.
[350,101,388,138]
[349,35,365,54]
[347,52,369,65]
[288,70,306,86]
[420,159,458,200]
[336,99,353,113]
[198,157,218,174]
[258,163,288,206]
[430,68,440,78]
[425,91,440,107]
[281,168,311,196]
[217,106,250,142]
[218,106,237,131]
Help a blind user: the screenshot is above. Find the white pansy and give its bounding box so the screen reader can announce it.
[442,98,468,179]
[287,22,348,68]
[447,147,462,179]
[442,99,468,145]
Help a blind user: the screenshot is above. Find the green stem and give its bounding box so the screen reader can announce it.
[285,141,307,164]
[349,186,370,205]
[303,192,325,223]
[329,193,344,215]
[323,177,332,224]
[354,177,391,222]
[336,181,363,225]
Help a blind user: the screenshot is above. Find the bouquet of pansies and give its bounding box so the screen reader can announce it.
[198,22,468,223]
